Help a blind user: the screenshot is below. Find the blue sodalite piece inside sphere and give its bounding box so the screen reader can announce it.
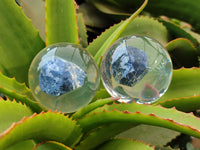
[39,58,85,96]
[111,46,149,87]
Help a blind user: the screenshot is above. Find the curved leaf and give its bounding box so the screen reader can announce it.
[86,0,141,15]
[0,0,45,84]
[118,125,180,146]
[5,140,35,150]
[45,0,78,45]
[78,102,200,139]
[87,0,148,64]
[0,99,35,150]
[91,89,111,103]
[77,13,88,48]
[19,0,46,40]
[165,38,198,68]
[87,0,200,31]
[78,2,115,28]
[86,20,122,56]
[119,16,169,45]
[0,99,33,133]
[145,0,200,31]
[0,112,82,150]
[154,68,200,112]
[72,99,114,120]
[156,68,200,108]
[159,18,200,53]
[157,96,200,112]
[0,72,45,113]
[33,141,72,150]
[75,123,134,150]
[97,138,155,150]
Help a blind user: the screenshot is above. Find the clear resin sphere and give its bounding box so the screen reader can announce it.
[29,43,100,113]
[101,36,173,104]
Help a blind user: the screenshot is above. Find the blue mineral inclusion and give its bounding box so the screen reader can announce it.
[111,46,149,87]
[39,57,85,96]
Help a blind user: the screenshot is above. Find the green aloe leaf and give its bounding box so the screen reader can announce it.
[5,140,35,150]
[159,18,200,53]
[86,0,148,64]
[118,125,180,146]
[0,99,35,150]
[87,0,200,31]
[86,0,140,15]
[78,102,200,139]
[0,99,33,133]
[165,38,198,68]
[158,96,200,113]
[97,138,154,150]
[119,16,169,45]
[45,0,78,45]
[91,89,110,103]
[145,0,200,31]
[77,13,88,48]
[0,111,82,150]
[33,141,72,150]
[19,0,46,40]
[72,99,115,120]
[86,11,169,59]
[0,0,45,84]
[0,72,45,113]
[75,123,134,150]
[78,2,115,29]
[156,68,200,112]
[86,20,122,56]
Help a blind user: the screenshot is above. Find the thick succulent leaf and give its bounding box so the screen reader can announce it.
[118,125,180,146]
[87,0,200,31]
[78,102,200,139]
[33,141,72,150]
[159,68,200,99]
[0,111,82,150]
[0,72,45,113]
[158,96,200,113]
[87,0,148,64]
[91,89,111,103]
[5,140,35,150]
[156,68,200,112]
[19,0,46,40]
[77,13,88,48]
[86,0,140,15]
[87,12,168,58]
[78,3,115,29]
[86,20,122,56]
[0,0,45,84]
[0,99,33,133]
[75,123,134,150]
[96,138,155,150]
[145,0,200,31]
[159,18,200,53]
[0,99,35,150]
[165,38,198,68]
[45,0,78,45]
[72,98,114,120]
[119,16,169,45]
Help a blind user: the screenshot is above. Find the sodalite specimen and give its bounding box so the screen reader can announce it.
[111,46,149,87]
[39,58,85,96]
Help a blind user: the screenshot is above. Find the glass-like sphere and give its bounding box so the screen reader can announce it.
[29,43,100,113]
[101,36,173,104]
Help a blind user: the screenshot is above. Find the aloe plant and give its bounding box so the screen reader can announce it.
[1,0,200,149]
